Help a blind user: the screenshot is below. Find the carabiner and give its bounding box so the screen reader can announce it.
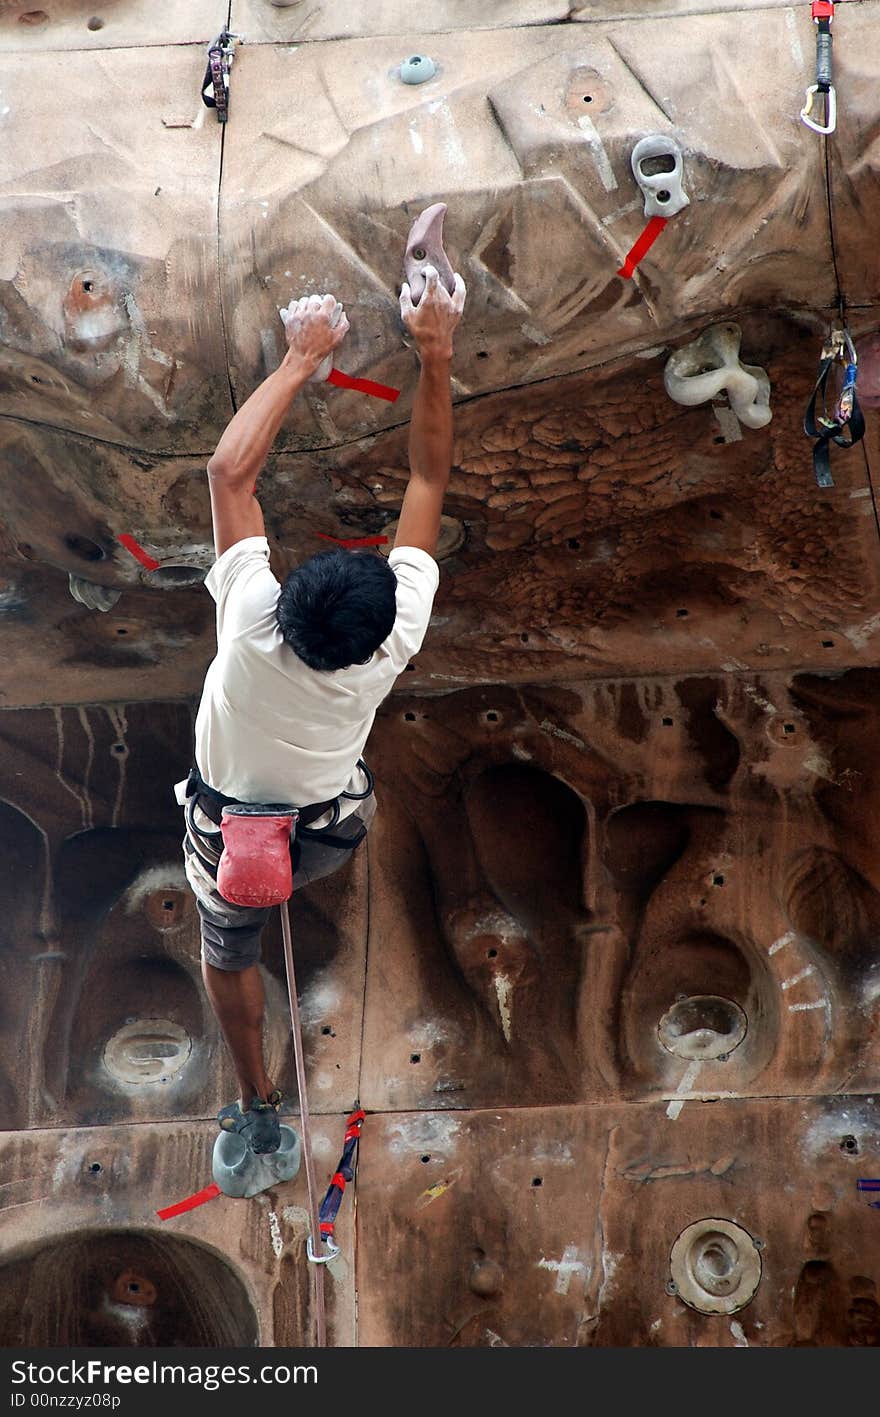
[800,83,837,135]
[306,1234,340,1264]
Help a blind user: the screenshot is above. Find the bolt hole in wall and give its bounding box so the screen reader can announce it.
[420,1155,431,1164]
[532,1177,543,1187]
[662,716,674,727]
[840,1135,860,1155]
[410,1053,421,1064]
[88,1163,102,1174]
[404,711,417,722]
[822,640,835,648]
[713,874,725,886]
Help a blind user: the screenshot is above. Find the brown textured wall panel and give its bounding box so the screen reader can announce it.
[0,2,879,1350]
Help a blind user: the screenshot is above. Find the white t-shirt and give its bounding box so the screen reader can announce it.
[183,537,439,817]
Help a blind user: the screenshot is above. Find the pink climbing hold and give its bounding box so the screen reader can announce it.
[403,202,456,304]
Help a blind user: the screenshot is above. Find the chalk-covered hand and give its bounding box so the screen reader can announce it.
[278,292,349,382]
[399,266,466,361]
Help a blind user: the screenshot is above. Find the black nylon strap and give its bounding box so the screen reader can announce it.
[804,357,866,489]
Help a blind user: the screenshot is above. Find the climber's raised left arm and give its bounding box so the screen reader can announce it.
[206,293,350,558]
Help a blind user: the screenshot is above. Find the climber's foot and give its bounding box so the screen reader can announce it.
[217,1090,283,1155]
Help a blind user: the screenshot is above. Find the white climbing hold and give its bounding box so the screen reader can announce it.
[664,323,772,430]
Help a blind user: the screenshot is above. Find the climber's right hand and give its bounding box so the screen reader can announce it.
[400,266,466,361]
[278,293,349,375]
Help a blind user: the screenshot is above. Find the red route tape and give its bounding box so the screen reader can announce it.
[157,1182,221,1221]
[316,532,389,549]
[118,534,160,572]
[616,215,668,280]
[327,368,400,402]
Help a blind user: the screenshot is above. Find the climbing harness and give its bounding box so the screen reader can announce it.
[184,762,372,885]
[202,28,242,124]
[803,327,865,487]
[800,2,837,135]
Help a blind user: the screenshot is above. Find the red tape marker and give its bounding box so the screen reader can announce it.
[616,215,668,280]
[327,368,400,403]
[118,534,160,572]
[316,532,388,549]
[157,1182,221,1221]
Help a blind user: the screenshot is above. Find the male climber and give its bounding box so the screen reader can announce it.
[179,265,466,1153]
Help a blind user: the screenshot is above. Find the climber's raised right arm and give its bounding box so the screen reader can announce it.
[394,266,466,558]
[206,294,349,558]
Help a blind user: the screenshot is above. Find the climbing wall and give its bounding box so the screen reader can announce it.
[0,0,879,1347]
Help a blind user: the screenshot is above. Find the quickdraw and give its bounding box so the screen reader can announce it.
[313,1109,365,1256]
[804,328,865,488]
[800,1,836,135]
[202,29,242,124]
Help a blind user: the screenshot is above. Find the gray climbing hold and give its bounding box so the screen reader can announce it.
[400,54,436,85]
[68,574,121,613]
[212,1123,302,1199]
[630,135,690,220]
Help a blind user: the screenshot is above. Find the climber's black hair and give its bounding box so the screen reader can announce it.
[276,549,398,672]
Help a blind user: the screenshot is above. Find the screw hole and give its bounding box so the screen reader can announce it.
[662,716,674,727]
[112,743,125,755]
[162,900,174,911]
[404,711,416,722]
[321,1026,332,1036]
[531,1177,543,1187]
[476,351,489,360]
[410,1053,421,1064]
[486,711,499,723]
[89,1162,102,1174]
[821,640,834,648]
[82,280,94,293]
[783,722,795,735]
[420,1154,431,1164]
[840,1134,859,1155]
[487,948,498,959]
[582,95,593,103]
[412,246,426,261]
[713,873,725,886]
[657,189,671,203]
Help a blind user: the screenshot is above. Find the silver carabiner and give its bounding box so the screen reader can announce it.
[306,1234,340,1264]
[800,83,837,135]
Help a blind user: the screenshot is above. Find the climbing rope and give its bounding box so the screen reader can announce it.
[278,897,329,1347]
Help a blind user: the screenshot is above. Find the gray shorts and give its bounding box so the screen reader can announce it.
[183,793,376,972]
